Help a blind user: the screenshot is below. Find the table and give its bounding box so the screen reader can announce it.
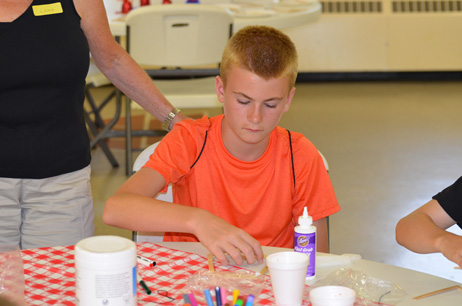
[103,0,322,37]
[21,241,462,305]
[157,242,462,306]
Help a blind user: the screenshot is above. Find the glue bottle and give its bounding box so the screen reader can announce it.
[294,206,316,280]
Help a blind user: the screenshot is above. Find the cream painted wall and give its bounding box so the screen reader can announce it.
[282,1,462,72]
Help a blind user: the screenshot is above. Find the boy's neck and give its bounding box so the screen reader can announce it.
[220,116,271,162]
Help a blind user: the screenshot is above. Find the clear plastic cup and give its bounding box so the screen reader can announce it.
[266,252,309,306]
[309,286,356,306]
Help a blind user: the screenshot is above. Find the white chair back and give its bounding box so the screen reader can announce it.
[132,142,171,242]
[126,4,233,67]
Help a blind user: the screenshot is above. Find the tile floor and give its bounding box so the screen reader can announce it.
[88,80,462,282]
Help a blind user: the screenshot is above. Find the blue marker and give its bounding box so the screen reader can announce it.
[215,287,222,306]
[245,295,255,306]
[204,289,214,306]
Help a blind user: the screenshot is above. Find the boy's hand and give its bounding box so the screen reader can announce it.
[192,210,264,266]
[437,233,462,268]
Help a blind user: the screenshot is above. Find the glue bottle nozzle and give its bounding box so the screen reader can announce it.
[298,206,312,226]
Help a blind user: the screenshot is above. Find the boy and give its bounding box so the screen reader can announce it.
[103,26,340,266]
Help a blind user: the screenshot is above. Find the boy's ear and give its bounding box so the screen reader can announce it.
[215,76,225,104]
[283,87,296,112]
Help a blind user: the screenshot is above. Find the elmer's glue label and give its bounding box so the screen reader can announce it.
[294,207,316,280]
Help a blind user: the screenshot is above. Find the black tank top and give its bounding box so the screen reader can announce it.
[0,0,90,178]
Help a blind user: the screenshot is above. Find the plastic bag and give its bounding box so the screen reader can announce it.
[0,245,26,306]
[185,270,266,304]
[308,268,407,306]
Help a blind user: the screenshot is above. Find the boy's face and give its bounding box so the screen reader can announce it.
[216,66,295,160]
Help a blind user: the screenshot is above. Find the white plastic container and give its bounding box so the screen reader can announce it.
[309,286,356,306]
[294,207,316,280]
[75,236,137,306]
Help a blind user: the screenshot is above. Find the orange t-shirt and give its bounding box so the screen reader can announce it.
[144,115,340,248]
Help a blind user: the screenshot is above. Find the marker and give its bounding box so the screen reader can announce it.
[204,289,214,306]
[137,255,156,267]
[189,293,199,306]
[220,287,227,304]
[137,274,152,295]
[244,295,254,306]
[234,299,243,306]
[232,289,240,304]
[215,287,222,306]
[183,293,191,304]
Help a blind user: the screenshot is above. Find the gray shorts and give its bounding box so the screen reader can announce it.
[0,165,94,249]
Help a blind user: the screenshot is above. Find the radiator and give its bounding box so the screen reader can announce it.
[284,0,462,72]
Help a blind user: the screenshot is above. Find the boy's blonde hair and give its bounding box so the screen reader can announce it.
[220,25,298,88]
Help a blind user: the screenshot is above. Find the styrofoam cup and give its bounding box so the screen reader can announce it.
[309,286,356,306]
[266,252,309,306]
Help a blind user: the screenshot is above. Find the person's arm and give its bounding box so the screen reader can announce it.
[313,218,329,253]
[396,199,462,267]
[73,0,185,126]
[103,167,264,266]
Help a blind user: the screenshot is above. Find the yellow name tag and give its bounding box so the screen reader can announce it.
[32,2,63,16]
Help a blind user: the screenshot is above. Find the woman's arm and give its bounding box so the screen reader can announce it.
[73,0,185,126]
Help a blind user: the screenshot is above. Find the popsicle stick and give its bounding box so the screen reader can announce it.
[207,254,215,272]
[413,285,462,300]
[259,265,268,275]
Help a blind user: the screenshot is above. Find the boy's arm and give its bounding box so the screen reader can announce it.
[395,199,462,267]
[103,168,264,266]
[313,218,329,253]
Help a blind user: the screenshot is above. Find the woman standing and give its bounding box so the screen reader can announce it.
[0,0,184,249]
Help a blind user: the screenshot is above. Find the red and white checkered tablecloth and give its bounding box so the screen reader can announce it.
[21,242,281,306]
[22,243,385,306]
